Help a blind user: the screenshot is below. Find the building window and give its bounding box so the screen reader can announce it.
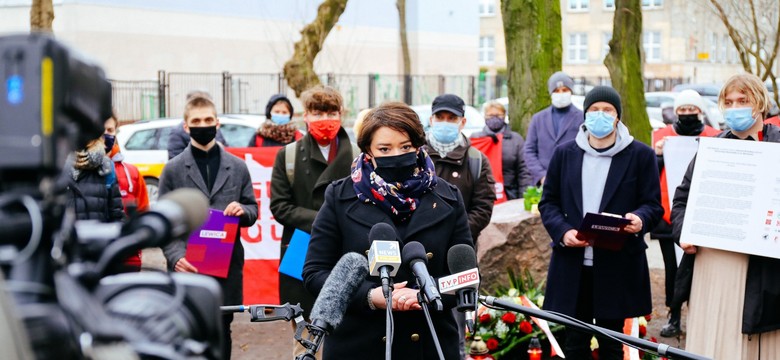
[729,37,738,63]
[604,0,615,10]
[602,32,612,60]
[721,34,729,63]
[479,36,495,65]
[642,0,663,9]
[710,32,718,62]
[569,0,589,11]
[643,31,661,62]
[568,33,588,63]
[479,0,495,17]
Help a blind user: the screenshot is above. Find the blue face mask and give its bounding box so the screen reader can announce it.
[584,111,616,139]
[270,113,291,125]
[724,107,756,132]
[430,121,461,144]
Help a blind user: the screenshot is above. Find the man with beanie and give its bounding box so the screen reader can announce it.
[425,93,494,360]
[524,71,584,185]
[649,89,720,337]
[538,86,662,360]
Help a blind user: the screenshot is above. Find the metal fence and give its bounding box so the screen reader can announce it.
[109,72,686,122]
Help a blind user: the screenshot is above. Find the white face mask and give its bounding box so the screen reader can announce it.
[551,92,572,108]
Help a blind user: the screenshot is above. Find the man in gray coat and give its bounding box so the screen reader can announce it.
[159,95,258,360]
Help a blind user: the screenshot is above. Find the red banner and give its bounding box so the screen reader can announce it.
[469,135,506,204]
[226,147,283,304]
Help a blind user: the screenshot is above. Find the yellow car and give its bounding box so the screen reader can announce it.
[116,115,262,202]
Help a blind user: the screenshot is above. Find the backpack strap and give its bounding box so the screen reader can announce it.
[284,141,298,184]
[467,147,482,181]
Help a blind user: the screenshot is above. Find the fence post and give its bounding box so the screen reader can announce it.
[404,74,412,105]
[468,75,476,105]
[368,73,376,108]
[222,71,231,113]
[438,75,446,95]
[327,73,336,87]
[278,72,285,94]
[158,70,167,117]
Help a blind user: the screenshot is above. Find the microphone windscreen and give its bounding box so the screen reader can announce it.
[368,222,396,241]
[401,241,427,265]
[155,188,209,231]
[447,244,477,274]
[309,252,369,329]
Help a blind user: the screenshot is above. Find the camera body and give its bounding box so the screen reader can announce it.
[0,34,224,359]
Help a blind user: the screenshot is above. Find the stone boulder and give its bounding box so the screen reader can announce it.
[475,199,552,293]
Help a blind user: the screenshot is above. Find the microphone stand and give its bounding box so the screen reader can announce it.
[384,292,392,360]
[479,295,712,360]
[418,292,445,360]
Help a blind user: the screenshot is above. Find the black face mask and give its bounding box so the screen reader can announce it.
[674,114,704,136]
[373,151,418,184]
[103,134,115,153]
[189,126,217,146]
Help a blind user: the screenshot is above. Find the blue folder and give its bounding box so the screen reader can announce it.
[278,229,311,280]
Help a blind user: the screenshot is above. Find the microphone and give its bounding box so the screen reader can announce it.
[367,223,401,299]
[401,241,443,311]
[93,188,209,276]
[297,252,369,360]
[441,244,479,334]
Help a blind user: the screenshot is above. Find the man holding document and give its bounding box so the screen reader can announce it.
[159,95,259,360]
[671,73,780,358]
[538,86,662,360]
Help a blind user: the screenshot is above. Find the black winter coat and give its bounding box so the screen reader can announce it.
[671,124,780,334]
[470,126,533,199]
[426,136,496,244]
[66,169,124,222]
[270,129,356,316]
[302,177,473,360]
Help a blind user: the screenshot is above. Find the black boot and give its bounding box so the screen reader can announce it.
[660,308,681,338]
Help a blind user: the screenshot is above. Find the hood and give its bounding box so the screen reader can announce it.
[575,122,633,157]
[265,94,294,119]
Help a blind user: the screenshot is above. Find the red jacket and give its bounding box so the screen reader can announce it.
[652,125,721,224]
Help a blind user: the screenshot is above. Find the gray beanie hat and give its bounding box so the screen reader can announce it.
[547,71,574,94]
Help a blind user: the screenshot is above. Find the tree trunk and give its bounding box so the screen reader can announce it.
[501,0,562,136]
[604,0,651,145]
[30,0,54,32]
[283,0,349,97]
[397,0,412,104]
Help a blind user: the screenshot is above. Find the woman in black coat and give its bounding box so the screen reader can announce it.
[65,137,124,222]
[302,102,474,360]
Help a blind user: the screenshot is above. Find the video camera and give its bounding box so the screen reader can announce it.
[0,34,224,359]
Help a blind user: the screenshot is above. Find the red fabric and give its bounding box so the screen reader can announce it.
[226,147,285,304]
[653,125,721,224]
[327,138,338,164]
[765,115,780,127]
[469,134,506,204]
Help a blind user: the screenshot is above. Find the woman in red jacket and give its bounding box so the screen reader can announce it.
[105,116,149,269]
[649,89,720,337]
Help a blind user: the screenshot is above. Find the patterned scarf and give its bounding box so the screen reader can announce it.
[256,120,299,144]
[351,148,438,222]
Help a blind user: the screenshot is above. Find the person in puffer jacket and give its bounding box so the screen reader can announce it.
[64,136,125,223]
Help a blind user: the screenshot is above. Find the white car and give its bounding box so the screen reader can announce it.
[116,115,263,201]
[411,104,486,137]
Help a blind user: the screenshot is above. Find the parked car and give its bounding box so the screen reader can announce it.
[116,115,263,202]
[645,91,724,129]
[411,104,486,137]
[672,83,721,103]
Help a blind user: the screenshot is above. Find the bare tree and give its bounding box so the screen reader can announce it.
[30,0,54,32]
[397,0,412,104]
[709,0,780,105]
[604,0,651,145]
[283,0,349,97]
[501,0,562,136]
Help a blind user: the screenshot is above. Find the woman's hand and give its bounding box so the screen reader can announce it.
[680,242,697,254]
[562,229,588,247]
[624,213,643,234]
[391,281,422,311]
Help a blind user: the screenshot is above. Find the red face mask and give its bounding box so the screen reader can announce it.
[307,119,341,145]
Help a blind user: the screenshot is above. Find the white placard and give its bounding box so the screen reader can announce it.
[662,136,700,207]
[680,137,780,259]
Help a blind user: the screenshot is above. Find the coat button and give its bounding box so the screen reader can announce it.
[305,170,310,174]
[382,336,387,343]
[452,171,460,178]
[411,333,420,342]
[426,252,433,260]
[302,156,307,162]
[365,250,370,256]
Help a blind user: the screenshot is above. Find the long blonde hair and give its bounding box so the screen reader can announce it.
[719,73,771,115]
